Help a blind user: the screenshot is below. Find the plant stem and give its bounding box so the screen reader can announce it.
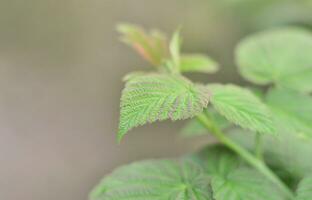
[255,132,263,161]
[196,113,294,199]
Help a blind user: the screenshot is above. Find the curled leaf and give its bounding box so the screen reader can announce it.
[117,23,169,66]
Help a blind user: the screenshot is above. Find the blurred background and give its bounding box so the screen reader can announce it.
[0,0,311,199]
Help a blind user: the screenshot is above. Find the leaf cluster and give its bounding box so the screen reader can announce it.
[90,24,312,200]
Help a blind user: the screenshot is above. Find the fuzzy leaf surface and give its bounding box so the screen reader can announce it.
[118,74,210,140]
[236,27,312,93]
[211,168,284,200]
[90,159,213,200]
[192,145,284,200]
[209,84,275,134]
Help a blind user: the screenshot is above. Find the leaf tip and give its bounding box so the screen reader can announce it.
[117,129,126,144]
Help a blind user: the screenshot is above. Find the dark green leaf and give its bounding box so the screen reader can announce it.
[193,145,243,176]
[296,175,312,200]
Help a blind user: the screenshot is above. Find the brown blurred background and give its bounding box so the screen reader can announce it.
[0,0,311,199]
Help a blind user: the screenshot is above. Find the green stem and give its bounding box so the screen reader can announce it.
[196,113,294,199]
[255,132,263,161]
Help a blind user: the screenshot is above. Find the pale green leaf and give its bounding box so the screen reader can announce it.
[209,84,275,134]
[236,27,312,93]
[90,159,213,200]
[161,59,179,74]
[118,74,210,141]
[169,30,181,68]
[117,23,169,66]
[180,54,219,74]
[266,88,312,138]
[296,175,312,200]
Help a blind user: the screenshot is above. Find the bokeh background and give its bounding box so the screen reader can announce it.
[0,0,311,199]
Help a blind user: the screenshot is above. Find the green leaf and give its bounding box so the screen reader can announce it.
[266,88,312,139]
[296,175,312,200]
[179,54,219,74]
[236,27,312,93]
[193,145,243,176]
[181,109,230,137]
[90,159,213,200]
[118,74,210,141]
[117,23,169,66]
[211,168,285,200]
[169,30,182,68]
[192,145,284,200]
[230,129,312,180]
[209,84,275,134]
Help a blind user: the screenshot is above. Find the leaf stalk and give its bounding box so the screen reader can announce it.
[196,113,295,199]
[255,132,264,161]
